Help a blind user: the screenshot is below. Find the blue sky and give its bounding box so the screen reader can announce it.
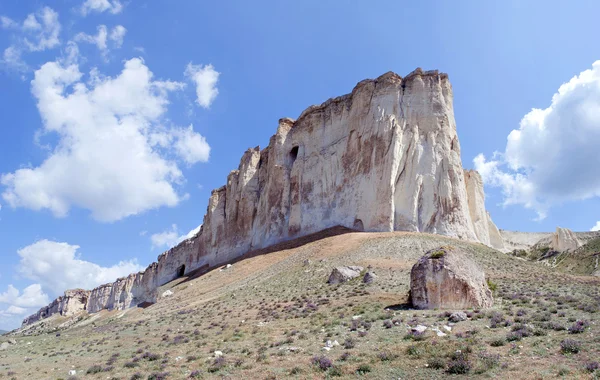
[0,0,599,329]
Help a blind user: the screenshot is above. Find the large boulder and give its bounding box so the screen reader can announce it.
[327,266,364,284]
[410,247,493,309]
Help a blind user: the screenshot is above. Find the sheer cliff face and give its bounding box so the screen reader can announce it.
[23,69,503,326]
[22,289,89,325]
[464,170,505,250]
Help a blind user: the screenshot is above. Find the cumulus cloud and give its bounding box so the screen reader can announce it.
[74,25,126,59]
[475,61,600,220]
[591,222,600,232]
[17,240,142,294]
[151,224,201,249]
[0,7,61,71]
[0,284,49,308]
[109,25,126,48]
[184,63,220,108]
[81,0,123,15]
[1,57,211,221]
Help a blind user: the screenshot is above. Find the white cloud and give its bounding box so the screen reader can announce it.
[81,0,123,15]
[475,60,600,220]
[591,221,600,232]
[0,16,18,29]
[17,240,142,294]
[151,224,201,249]
[74,25,125,59]
[1,57,211,221]
[22,7,61,52]
[0,284,49,308]
[184,63,220,108]
[0,283,48,329]
[75,24,108,53]
[109,25,126,48]
[0,7,61,71]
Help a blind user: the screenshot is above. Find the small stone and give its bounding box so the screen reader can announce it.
[363,271,377,284]
[68,370,77,376]
[443,325,452,332]
[449,312,468,323]
[214,350,223,357]
[412,325,427,333]
[162,290,174,298]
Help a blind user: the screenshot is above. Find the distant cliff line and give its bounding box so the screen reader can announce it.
[23,68,505,326]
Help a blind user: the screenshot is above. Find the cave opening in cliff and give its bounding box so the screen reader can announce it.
[176,265,185,278]
[289,146,299,164]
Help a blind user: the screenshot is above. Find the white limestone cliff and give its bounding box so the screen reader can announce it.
[22,289,90,325]
[23,68,503,326]
[464,170,504,250]
[550,227,582,252]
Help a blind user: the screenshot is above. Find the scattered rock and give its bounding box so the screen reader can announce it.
[162,290,174,298]
[7,339,16,345]
[363,271,377,284]
[410,247,493,309]
[214,350,223,357]
[0,343,9,351]
[327,266,364,284]
[412,325,428,333]
[303,259,311,266]
[443,325,452,332]
[449,312,468,323]
[68,370,77,376]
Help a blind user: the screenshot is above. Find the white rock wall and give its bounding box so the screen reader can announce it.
[23,68,503,326]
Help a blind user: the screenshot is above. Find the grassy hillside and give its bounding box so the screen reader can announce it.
[3,231,600,379]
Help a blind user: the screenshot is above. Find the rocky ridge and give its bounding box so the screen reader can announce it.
[22,68,503,327]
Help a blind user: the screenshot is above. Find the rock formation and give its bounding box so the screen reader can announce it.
[327,266,364,284]
[550,227,582,252]
[23,68,503,326]
[22,289,90,325]
[410,247,493,309]
[464,170,505,250]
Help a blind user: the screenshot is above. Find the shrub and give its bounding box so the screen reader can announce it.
[406,345,422,358]
[86,365,103,374]
[382,320,393,329]
[430,250,445,259]
[329,366,343,377]
[489,337,506,347]
[208,356,226,373]
[427,356,445,369]
[189,370,202,378]
[378,351,392,361]
[311,355,333,371]
[568,320,589,334]
[130,374,143,380]
[356,364,371,375]
[147,372,169,380]
[486,279,497,293]
[343,338,355,349]
[288,366,302,375]
[477,351,500,371]
[585,362,600,373]
[560,339,581,354]
[447,357,471,374]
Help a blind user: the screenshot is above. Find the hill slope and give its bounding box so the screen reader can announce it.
[5,231,600,379]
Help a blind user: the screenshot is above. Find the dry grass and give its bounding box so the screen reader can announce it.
[2,231,599,379]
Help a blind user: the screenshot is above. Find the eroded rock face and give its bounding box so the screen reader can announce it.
[23,69,502,326]
[328,266,364,284]
[464,170,504,250]
[410,247,493,310]
[551,227,582,252]
[22,289,90,326]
